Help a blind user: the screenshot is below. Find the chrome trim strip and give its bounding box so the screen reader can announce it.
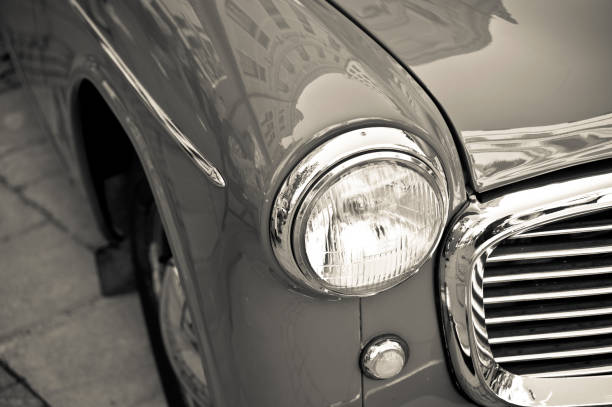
[484,266,612,284]
[486,306,612,325]
[528,365,612,378]
[475,337,494,359]
[487,244,612,263]
[495,345,612,363]
[512,224,612,238]
[270,127,448,297]
[473,318,488,339]
[489,326,612,344]
[463,112,612,192]
[471,299,486,320]
[69,0,225,188]
[484,286,612,304]
[440,171,612,406]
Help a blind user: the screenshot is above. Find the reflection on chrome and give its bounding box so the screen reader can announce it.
[360,335,407,380]
[440,171,612,406]
[463,112,612,191]
[160,261,209,405]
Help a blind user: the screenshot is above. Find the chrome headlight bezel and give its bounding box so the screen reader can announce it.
[270,126,449,297]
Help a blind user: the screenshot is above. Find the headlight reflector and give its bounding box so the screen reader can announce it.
[295,155,445,295]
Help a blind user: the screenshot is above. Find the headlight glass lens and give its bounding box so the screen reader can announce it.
[298,158,444,295]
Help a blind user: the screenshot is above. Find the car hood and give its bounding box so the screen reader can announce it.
[333,0,612,191]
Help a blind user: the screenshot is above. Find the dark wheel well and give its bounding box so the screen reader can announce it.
[73,80,187,405]
[73,79,136,240]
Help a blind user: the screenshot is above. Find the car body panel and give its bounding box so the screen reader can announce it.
[361,260,474,407]
[334,0,612,191]
[1,0,469,405]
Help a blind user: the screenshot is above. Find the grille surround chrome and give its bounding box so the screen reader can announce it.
[440,172,612,407]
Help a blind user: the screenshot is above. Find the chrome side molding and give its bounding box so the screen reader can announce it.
[440,171,612,407]
[69,0,226,188]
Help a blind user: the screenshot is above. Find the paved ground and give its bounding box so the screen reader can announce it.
[0,86,167,406]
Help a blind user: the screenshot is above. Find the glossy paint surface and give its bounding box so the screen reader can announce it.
[1,0,469,406]
[335,0,612,191]
[2,1,360,405]
[462,113,612,191]
[361,260,474,407]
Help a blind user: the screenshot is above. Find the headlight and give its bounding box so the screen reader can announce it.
[271,127,448,297]
[294,153,445,295]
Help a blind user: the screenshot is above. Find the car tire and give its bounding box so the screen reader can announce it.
[129,165,194,407]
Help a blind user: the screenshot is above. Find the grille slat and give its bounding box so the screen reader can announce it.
[489,325,612,344]
[511,223,612,239]
[482,207,612,377]
[528,365,612,378]
[486,306,612,324]
[484,286,612,304]
[487,313,612,338]
[483,265,612,284]
[495,345,612,363]
[487,243,612,263]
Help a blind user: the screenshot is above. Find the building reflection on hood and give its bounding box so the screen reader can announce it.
[337,0,516,66]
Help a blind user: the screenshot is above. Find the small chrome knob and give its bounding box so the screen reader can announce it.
[360,335,408,380]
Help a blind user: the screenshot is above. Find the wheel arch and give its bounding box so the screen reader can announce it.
[64,63,226,406]
[69,77,137,243]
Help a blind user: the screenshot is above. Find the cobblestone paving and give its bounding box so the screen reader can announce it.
[0,86,167,406]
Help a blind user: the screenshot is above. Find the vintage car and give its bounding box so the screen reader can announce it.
[2,0,612,406]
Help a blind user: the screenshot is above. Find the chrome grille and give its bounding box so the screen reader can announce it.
[483,208,612,377]
[441,172,612,406]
